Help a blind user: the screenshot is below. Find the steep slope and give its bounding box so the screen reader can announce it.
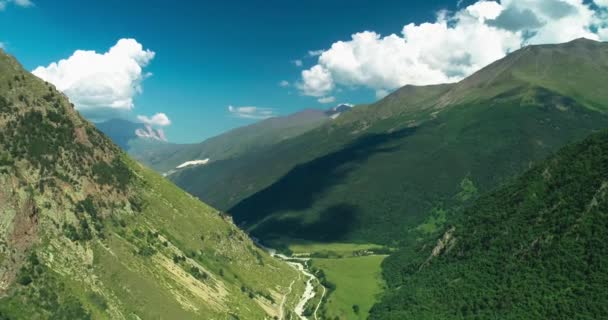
[128,108,332,173]
[0,50,302,319]
[170,38,608,246]
[371,129,608,319]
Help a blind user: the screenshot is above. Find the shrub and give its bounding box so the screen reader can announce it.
[63,223,80,241]
[189,266,208,281]
[0,96,9,111]
[17,273,32,286]
[138,246,156,257]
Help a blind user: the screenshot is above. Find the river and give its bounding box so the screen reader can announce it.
[254,240,325,320]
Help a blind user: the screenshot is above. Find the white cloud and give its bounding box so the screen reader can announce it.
[279,80,290,87]
[317,96,336,104]
[375,89,390,99]
[228,105,275,119]
[466,1,503,20]
[293,59,303,67]
[503,0,598,44]
[32,38,155,119]
[308,49,325,56]
[137,113,171,127]
[600,27,608,40]
[297,65,334,97]
[299,0,608,98]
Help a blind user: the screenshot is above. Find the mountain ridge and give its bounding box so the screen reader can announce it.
[167,39,608,247]
[121,104,351,173]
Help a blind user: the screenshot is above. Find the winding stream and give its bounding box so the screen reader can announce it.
[255,240,325,320]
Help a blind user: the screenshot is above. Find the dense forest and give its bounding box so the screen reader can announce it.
[370,130,608,319]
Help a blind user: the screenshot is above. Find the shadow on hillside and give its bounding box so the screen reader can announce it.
[251,203,359,242]
[229,126,417,240]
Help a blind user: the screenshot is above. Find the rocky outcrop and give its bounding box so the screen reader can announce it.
[420,226,456,271]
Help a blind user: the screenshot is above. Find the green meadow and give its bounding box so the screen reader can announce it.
[281,241,388,319]
[287,241,384,257]
[312,255,387,320]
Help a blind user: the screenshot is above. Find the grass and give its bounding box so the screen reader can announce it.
[276,241,389,319]
[287,240,384,257]
[312,255,387,320]
[110,160,302,319]
[415,207,447,234]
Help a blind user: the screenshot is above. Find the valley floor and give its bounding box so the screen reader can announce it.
[268,240,388,320]
[311,255,386,320]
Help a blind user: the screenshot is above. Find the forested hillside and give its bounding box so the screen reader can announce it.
[371,129,608,319]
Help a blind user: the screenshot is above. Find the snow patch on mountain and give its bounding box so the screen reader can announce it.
[176,159,210,169]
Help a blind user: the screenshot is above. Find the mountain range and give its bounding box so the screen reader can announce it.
[161,38,608,248]
[97,104,352,175]
[3,37,608,320]
[96,38,608,318]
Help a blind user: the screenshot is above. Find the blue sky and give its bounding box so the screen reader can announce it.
[1,0,608,142]
[0,0,460,142]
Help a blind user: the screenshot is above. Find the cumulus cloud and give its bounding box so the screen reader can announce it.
[299,0,608,98]
[279,80,290,87]
[293,59,303,67]
[137,113,171,127]
[32,38,155,119]
[297,65,334,97]
[317,96,336,104]
[228,105,275,119]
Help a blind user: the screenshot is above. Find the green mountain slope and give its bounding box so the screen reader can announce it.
[171,38,608,246]
[0,50,302,319]
[370,129,608,319]
[168,84,453,212]
[437,38,608,110]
